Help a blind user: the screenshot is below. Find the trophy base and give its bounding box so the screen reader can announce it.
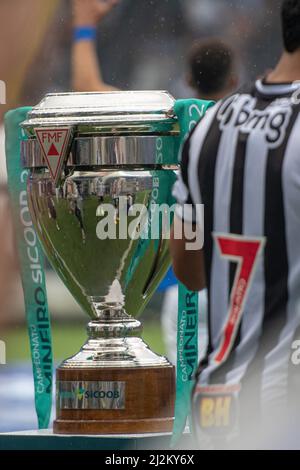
[54,320,175,435]
[54,417,175,435]
[54,364,175,435]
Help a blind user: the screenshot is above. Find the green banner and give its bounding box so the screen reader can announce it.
[171,99,214,446]
[5,108,53,429]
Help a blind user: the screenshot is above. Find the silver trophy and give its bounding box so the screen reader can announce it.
[21,91,179,434]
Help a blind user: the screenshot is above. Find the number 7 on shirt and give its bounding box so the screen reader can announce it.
[213,233,266,364]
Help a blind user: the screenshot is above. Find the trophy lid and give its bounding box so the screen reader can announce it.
[22,91,177,133]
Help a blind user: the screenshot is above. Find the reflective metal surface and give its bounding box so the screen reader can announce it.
[22,135,179,168]
[22,91,178,370]
[22,91,178,135]
[62,326,169,368]
[28,169,176,321]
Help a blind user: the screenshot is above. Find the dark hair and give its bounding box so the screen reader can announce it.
[188,39,235,96]
[282,0,300,53]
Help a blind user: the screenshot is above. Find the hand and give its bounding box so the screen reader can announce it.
[73,0,119,28]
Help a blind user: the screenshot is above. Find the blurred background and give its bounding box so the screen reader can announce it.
[0,0,283,432]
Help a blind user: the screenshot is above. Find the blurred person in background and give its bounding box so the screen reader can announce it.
[71,0,240,366]
[171,0,300,449]
[72,0,120,92]
[71,1,239,96]
[187,39,238,101]
[0,0,60,181]
[0,0,59,329]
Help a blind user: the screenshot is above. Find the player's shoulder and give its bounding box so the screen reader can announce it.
[193,82,255,132]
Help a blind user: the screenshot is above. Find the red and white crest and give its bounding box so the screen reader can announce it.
[35,128,72,184]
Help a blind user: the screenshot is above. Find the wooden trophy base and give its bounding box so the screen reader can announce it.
[54,364,175,435]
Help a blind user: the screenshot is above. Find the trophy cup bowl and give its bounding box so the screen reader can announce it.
[21,91,180,434]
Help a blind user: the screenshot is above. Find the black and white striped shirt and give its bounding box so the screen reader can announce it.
[173,79,300,431]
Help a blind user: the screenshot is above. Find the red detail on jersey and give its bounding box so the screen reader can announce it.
[213,234,265,364]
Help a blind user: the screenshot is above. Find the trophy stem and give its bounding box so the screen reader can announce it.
[87,317,143,339]
[87,301,143,339]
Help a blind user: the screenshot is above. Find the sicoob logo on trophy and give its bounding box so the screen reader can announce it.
[21,91,179,434]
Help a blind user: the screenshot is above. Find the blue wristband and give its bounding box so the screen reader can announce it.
[73,26,97,42]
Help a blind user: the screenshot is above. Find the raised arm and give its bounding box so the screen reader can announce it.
[72,0,120,92]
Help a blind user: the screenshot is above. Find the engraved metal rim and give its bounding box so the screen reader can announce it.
[22,115,177,128]
[60,361,171,369]
[59,336,171,369]
[22,135,180,168]
[22,122,179,140]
